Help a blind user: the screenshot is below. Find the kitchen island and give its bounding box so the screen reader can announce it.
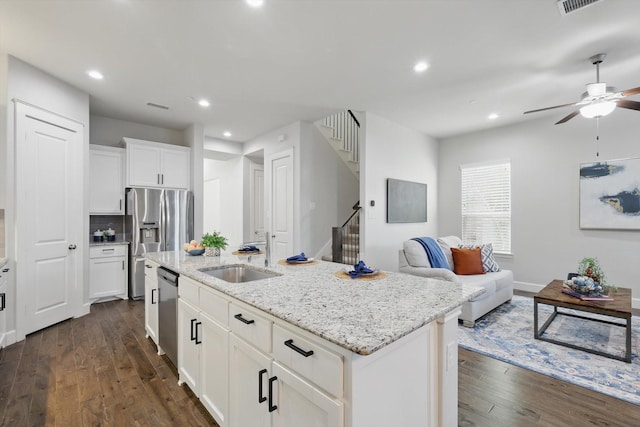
[146,251,483,427]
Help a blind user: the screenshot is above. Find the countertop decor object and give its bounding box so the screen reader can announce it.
[201,231,228,256]
[278,258,318,266]
[185,248,205,256]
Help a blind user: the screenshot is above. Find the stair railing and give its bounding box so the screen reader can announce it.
[323,110,360,163]
[332,201,361,264]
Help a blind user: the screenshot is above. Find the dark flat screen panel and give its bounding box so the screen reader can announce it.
[387,178,427,223]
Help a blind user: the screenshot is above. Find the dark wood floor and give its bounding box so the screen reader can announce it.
[0,299,638,426]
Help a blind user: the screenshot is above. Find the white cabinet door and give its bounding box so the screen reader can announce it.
[144,262,159,344]
[229,334,272,427]
[89,256,126,299]
[127,143,161,187]
[160,148,190,189]
[178,298,201,394]
[200,313,229,427]
[90,146,124,214]
[272,362,344,427]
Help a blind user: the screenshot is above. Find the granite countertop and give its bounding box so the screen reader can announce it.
[146,251,484,356]
[89,234,130,247]
[0,258,7,269]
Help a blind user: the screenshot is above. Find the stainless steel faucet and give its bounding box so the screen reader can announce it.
[242,232,270,267]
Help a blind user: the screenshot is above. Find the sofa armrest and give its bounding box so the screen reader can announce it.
[399,265,460,283]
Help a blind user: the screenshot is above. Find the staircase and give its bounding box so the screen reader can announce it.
[317,110,362,265]
[315,110,360,179]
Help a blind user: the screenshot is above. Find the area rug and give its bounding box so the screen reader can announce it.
[458,295,640,405]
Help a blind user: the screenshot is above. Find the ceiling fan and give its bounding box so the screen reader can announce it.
[524,53,640,125]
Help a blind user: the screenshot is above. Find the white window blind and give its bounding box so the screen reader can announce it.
[460,161,511,254]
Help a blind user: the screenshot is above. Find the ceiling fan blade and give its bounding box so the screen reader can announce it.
[621,86,640,97]
[617,99,640,111]
[555,111,580,125]
[524,102,576,115]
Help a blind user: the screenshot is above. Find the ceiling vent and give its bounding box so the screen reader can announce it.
[557,0,606,15]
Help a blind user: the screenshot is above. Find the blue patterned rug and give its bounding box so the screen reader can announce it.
[458,295,640,405]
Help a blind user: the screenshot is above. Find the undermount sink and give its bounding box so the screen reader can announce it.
[198,265,281,283]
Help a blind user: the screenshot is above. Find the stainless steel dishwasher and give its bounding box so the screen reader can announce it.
[157,266,179,367]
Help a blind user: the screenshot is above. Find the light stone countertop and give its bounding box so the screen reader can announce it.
[89,234,130,247]
[146,251,484,355]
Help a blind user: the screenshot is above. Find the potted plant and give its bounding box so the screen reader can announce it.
[201,231,228,257]
[577,257,606,285]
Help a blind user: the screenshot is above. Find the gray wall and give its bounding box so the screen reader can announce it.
[439,112,640,306]
[361,112,439,271]
[90,115,186,147]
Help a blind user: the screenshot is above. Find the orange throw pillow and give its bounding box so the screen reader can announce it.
[451,247,485,275]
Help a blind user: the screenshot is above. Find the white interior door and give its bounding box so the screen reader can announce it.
[269,149,293,260]
[203,178,221,234]
[250,163,265,241]
[15,102,83,338]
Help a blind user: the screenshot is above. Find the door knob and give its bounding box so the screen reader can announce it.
[68,244,77,250]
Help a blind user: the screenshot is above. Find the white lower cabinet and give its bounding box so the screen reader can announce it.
[178,277,230,427]
[229,334,272,427]
[89,245,127,299]
[172,275,455,427]
[144,260,159,345]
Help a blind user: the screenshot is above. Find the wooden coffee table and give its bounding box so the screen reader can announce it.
[534,279,632,363]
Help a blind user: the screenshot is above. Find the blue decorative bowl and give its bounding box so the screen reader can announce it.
[186,249,205,256]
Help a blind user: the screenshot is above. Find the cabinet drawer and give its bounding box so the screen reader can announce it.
[90,245,127,258]
[179,276,200,306]
[273,324,343,398]
[229,302,272,354]
[199,286,229,326]
[144,260,159,283]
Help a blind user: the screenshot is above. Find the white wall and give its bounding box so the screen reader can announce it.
[361,113,439,271]
[439,112,640,305]
[0,53,7,210]
[203,156,244,250]
[300,121,359,257]
[5,55,91,341]
[90,115,185,147]
[185,123,204,240]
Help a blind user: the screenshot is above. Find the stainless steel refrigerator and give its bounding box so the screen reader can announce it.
[125,188,194,299]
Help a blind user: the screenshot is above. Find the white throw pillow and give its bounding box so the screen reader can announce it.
[403,240,432,268]
[437,235,463,269]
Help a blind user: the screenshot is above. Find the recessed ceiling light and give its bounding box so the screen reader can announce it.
[223,131,232,138]
[413,61,429,73]
[488,113,499,120]
[87,70,104,80]
[198,99,210,107]
[246,0,264,7]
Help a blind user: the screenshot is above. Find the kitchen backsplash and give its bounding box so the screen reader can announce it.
[0,209,5,257]
[90,215,125,237]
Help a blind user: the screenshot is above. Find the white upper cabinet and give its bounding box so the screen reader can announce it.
[123,137,190,189]
[90,145,125,214]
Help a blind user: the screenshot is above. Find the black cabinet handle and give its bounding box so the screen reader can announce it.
[258,369,268,403]
[2,268,9,272]
[0,293,5,311]
[151,288,157,304]
[195,322,202,345]
[268,376,278,412]
[190,318,198,341]
[234,313,255,325]
[284,339,314,357]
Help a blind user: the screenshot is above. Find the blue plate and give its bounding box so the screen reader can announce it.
[186,249,205,256]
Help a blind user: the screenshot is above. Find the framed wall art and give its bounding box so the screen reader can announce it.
[580,157,640,229]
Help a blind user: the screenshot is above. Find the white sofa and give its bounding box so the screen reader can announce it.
[398,236,513,327]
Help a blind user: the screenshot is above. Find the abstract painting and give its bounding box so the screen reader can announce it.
[580,157,640,229]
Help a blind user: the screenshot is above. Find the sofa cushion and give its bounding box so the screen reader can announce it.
[437,235,463,268]
[451,247,485,275]
[459,243,500,272]
[457,275,497,302]
[403,240,431,268]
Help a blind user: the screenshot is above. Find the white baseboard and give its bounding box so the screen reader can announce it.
[515,280,640,310]
[0,329,17,348]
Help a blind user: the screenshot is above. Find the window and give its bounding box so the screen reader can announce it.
[460,160,511,254]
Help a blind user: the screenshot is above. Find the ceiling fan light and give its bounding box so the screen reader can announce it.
[586,82,607,97]
[579,101,616,118]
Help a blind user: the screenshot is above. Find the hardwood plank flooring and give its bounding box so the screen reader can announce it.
[0,299,638,426]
